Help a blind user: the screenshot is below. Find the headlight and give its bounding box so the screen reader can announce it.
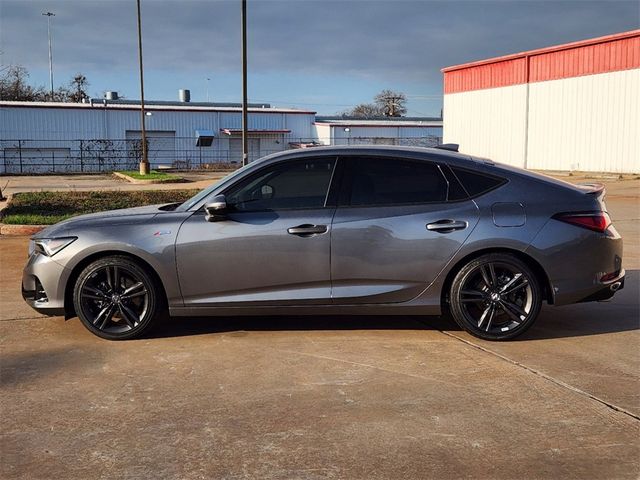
[32,237,77,257]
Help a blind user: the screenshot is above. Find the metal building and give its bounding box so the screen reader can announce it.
[0,95,315,173]
[314,117,442,147]
[442,30,640,174]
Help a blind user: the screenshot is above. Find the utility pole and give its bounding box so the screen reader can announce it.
[241,0,248,166]
[42,12,55,100]
[135,0,149,175]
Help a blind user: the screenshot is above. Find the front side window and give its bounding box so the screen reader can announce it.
[344,157,448,206]
[225,157,336,211]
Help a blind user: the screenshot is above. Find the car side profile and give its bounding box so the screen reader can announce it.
[22,145,625,341]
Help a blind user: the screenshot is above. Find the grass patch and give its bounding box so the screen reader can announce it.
[116,170,182,182]
[1,189,201,225]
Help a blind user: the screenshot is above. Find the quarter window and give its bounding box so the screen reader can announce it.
[225,157,336,211]
[344,157,448,206]
[450,167,506,197]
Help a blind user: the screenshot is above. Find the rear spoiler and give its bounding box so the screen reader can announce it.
[576,183,606,200]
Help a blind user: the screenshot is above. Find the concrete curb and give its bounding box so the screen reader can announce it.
[0,224,46,236]
[112,172,187,184]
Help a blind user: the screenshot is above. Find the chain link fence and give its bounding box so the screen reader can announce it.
[0,135,442,174]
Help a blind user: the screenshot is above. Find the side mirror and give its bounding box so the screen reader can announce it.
[204,194,228,222]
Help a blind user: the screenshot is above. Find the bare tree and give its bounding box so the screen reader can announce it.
[343,89,408,118]
[65,74,90,102]
[345,103,383,118]
[0,65,46,101]
[374,90,407,117]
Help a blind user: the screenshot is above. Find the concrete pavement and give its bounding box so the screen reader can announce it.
[0,177,638,479]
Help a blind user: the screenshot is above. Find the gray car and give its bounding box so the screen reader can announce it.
[22,145,625,341]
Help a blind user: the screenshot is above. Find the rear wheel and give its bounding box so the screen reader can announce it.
[73,256,162,340]
[449,253,542,340]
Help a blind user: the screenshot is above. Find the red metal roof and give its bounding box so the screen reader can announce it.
[442,30,640,94]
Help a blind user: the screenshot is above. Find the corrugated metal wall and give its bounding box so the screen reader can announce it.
[443,85,528,167]
[442,30,640,173]
[527,69,640,173]
[0,106,314,141]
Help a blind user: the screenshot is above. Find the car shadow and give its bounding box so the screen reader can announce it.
[147,270,639,341]
[148,314,456,339]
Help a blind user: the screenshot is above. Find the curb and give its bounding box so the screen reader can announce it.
[0,224,46,236]
[112,172,186,184]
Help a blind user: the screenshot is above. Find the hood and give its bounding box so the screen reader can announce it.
[34,203,174,238]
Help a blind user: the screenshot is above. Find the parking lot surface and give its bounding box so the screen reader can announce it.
[1,178,638,479]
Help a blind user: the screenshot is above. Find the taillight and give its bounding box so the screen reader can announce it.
[553,212,611,233]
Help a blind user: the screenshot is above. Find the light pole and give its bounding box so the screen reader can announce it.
[241,0,248,166]
[42,12,55,100]
[135,0,149,175]
[206,77,210,102]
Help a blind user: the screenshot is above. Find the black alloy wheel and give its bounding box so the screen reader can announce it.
[449,253,542,340]
[73,256,160,340]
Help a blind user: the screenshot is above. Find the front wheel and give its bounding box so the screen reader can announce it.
[449,253,542,340]
[73,255,162,340]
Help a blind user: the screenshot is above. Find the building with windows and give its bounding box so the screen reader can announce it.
[442,30,639,173]
[313,117,442,147]
[0,97,315,173]
[0,98,443,173]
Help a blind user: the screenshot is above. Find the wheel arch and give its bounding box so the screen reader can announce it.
[440,247,554,307]
[63,250,169,319]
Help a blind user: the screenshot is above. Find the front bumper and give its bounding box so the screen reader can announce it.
[22,251,70,316]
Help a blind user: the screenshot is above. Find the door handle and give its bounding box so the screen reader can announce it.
[287,224,328,236]
[426,219,468,233]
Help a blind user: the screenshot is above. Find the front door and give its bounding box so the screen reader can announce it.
[331,156,479,304]
[175,156,337,306]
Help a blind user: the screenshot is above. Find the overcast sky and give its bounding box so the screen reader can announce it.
[1,0,638,115]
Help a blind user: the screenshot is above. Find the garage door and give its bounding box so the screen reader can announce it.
[126,131,176,168]
[229,137,261,163]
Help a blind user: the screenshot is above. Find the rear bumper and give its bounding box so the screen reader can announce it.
[576,270,625,303]
[527,222,624,306]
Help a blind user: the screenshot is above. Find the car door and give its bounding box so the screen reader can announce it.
[175,156,338,306]
[330,155,479,304]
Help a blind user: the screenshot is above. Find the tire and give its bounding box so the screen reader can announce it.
[449,253,542,340]
[73,255,163,340]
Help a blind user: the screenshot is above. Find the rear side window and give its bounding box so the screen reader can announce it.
[450,167,506,197]
[344,157,448,206]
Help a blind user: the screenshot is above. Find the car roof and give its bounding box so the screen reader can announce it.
[256,145,485,168]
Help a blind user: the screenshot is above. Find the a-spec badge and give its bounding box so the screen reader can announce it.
[153,230,172,236]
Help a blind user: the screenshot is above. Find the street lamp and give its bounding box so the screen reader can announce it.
[41,12,55,100]
[241,0,248,166]
[135,0,149,175]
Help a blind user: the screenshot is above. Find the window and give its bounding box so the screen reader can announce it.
[225,157,336,211]
[450,167,506,197]
[344,157,448,206]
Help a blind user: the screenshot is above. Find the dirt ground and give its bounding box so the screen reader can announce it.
[1,176,638,479]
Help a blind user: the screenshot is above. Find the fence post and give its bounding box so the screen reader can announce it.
[79,140,84,172]
[18,140,23,174]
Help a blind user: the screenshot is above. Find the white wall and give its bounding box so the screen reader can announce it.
[527,69,640,173]
[443,84,528,167]
[443,69,640,173]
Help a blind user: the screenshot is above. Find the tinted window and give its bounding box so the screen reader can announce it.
[225,158,336,211]
[346,157,448,206]
[451,167,506,197]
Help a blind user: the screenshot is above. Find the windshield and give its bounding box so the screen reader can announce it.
[175,162,255,211]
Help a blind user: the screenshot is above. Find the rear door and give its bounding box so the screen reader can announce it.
[330,155,479,304]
